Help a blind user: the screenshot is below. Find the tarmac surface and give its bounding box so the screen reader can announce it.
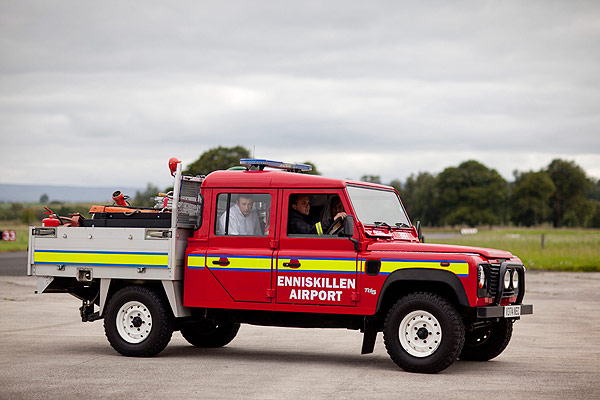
[1,255,599,399]
[0,252,27,276]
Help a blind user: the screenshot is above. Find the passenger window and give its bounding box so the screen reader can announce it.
[215,193,271,236]
[287,193,345,236]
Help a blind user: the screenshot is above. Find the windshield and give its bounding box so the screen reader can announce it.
[346,185,410,227]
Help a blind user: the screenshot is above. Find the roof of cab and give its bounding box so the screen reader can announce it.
[201,170,394,190]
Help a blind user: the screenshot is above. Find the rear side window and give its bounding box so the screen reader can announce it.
[215,193,271,236]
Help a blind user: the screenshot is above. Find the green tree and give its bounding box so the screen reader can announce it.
[437,160,508,226]
[360,175,381,184]
[5,203,24,220]
[39,194,49,203]
[590,204,600,228]
[184,146,251,176]
[302,161,321,175]
[132,183,160,207]
[546,159,594,227]
[401,172,440,226]
[510,171,555,226]
[589,180,600,228]
[589,179,600,202]
[389,179,404,205]
[563,198,596,227]
[20,208,36,224]
[389,179,402,193]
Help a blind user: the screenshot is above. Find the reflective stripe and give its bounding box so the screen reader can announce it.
[283,257,356,273]
[187,254,205,269]
[206,255,272,271]
[34,250,168,268]
[316,222,323,235]
[378,259,469,277]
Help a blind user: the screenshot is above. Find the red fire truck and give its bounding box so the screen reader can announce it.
[28,158,532,373]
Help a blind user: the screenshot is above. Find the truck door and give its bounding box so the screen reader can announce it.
[275,189,358,307]
[206,190,277,303]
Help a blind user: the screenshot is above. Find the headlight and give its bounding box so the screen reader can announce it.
[503,269,511,289]
[512,270,519,290]
[478,265,486,288]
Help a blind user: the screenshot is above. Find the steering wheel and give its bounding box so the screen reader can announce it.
[325,217,343,235]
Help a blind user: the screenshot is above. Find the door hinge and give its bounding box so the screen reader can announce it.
[269,239,279,249]
[351,291,360,302]
[266,289,275,298]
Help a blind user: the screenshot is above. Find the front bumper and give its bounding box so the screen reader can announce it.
[476,304,534,319]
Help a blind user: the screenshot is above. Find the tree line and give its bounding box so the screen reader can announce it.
[386,159,600,228]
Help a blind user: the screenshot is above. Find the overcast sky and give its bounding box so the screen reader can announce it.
[1,1,599,190]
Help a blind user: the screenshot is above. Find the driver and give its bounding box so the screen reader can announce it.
[288,194,346,235]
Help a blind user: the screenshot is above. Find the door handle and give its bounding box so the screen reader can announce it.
[212,258,230,266]
[283,261,301,268]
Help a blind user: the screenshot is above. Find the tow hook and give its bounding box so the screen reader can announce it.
[79,300,102,322]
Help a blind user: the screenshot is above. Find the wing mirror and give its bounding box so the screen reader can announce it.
[343,215,354,237]
[416,220,424,243]
[344,215,360,251]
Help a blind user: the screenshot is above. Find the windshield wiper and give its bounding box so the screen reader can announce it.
[395,222,410,228]
[374,221,391,229]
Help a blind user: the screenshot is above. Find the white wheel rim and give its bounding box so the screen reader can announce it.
[116,301,153,344]
[399,310,442,357]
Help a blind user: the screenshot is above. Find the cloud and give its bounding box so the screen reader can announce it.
[1,1,599,188]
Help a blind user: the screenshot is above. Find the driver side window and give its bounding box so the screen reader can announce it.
[287,193,346,237]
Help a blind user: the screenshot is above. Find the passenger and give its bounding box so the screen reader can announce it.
[218,194,262,236]
[288,194,346,235]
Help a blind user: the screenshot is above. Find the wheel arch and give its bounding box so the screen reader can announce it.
[375,268,469,316]
[100,280,189,319]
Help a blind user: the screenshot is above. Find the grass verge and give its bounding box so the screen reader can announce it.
[426,228,600,272]
[0,222,30,252]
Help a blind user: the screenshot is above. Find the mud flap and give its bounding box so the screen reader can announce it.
[361,316,378,354]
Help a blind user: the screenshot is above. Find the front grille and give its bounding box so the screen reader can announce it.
[486,263,515,298]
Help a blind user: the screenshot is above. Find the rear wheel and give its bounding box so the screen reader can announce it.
[459,319,513,361]
[383,292,465,373]
[180,319,240,348]
[104,286,173,357]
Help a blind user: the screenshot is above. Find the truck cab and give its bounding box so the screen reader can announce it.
[28,158,532,373]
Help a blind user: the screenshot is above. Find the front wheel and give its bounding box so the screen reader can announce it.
[104,285,174,357]
[383,292,465,373]
[180,319,240,348]
[459,319,513,361]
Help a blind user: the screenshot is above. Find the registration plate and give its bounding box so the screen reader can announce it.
[504,305,521,318]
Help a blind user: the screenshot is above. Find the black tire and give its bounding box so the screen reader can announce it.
[104,285,174,357]
[180,319,240,348]
[459,319,513,361]
[383,292,465,373]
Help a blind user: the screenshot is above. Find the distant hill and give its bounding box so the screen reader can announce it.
[0,183,142,203]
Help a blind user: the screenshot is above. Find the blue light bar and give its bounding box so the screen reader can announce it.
[240,158,313,172]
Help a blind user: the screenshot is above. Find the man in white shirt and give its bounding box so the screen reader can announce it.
[217,194,262,236]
